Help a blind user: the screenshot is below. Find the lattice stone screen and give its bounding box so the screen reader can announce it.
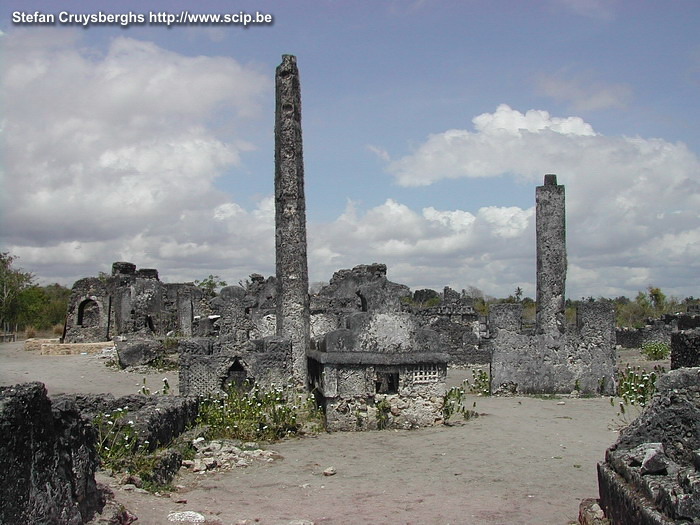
[411,364,440,383]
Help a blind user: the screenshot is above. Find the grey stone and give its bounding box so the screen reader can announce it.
[274,54,311,384]
[116,337,161,367]
[490,175,616,395]
[0,382,101,524]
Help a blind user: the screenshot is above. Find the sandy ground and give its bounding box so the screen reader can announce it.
[0,341,665,525]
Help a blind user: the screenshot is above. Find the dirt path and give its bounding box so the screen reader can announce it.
[1,341,634,525]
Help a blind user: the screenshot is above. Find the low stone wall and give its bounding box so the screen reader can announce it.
[39,341,116,355]
[0,382,102,524]
[54,392,199,452]
[616,325,672,349]
[490,303,616,395]
[671,329,700,369]
[24,337,60,351]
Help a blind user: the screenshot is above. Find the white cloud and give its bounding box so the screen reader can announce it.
[379,104,700,298]
[1,30,273,284]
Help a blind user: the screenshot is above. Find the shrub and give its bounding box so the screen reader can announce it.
[52,323,64,335]
[195,382,324,441]
[641,341,670,361]
[467,369,491,396]
[24,326,36,338]
[442,381,479,423]
[617,365,664,407]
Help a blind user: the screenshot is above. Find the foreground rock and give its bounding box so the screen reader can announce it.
[597,367,700,523]
[0,382,102,524]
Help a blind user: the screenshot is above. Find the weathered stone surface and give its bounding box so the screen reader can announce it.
[64,263,206,343]
[536,174,566,336]
[0,382,102,524]
[671,328,700,369]
[179,336,292,396]
[275,54,310,384]
[24,337,60,351]
[40,341,115,355]
[116,337,162,367]
[312,263,410,316]
[597,367,700,523]
[55,392,199,452]
[309,310,447,431]
[490,176,616,395]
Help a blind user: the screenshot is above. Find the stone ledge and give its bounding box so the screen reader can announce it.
[39,341,115,355]
[23,338,60,352]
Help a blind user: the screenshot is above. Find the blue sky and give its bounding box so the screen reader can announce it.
[1,0,699,300]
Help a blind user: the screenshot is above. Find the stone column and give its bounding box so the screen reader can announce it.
[274,54,310,383]
[535,174,566,335]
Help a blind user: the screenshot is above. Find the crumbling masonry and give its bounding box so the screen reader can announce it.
[490,175,616,395]
[275,54,311,384]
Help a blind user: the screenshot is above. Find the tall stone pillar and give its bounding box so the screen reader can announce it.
[535,174,566,336]
[274,54,310,383]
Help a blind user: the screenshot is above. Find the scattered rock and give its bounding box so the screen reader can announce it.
[640,443,667,475]
[167,510,206,522]
[323,466,337,476]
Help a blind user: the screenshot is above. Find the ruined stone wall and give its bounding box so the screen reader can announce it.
[597,367,700,523]
[179,336,292,396]
[319,363,447,431]
[671,329,700,369]
[0,382,101,524]
[490,302,616,394]
[64,262,206,343]
[63,277,111,343]
[490,175,616,394]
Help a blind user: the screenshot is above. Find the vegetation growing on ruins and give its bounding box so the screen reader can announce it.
[467,369,491,396]
[195,382,324,441]
[194,274,228,297]
[616,365,665,407]
[442,380,479,422]
[641,341,671,361]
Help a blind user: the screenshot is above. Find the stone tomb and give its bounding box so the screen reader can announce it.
[308,311,448,431]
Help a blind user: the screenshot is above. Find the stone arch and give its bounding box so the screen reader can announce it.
[223,359,250,391]
[77,299,100,328]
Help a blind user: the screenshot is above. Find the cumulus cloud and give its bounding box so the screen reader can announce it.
[1,30,274,284]
[379,104,700,297]
[308,197,536,297]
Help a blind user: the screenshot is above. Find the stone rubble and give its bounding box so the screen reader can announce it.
[180,439,283,474]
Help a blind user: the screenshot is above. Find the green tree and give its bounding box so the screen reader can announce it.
[194,274,227,297]
[0,253,34,331]
[648,286,667,314]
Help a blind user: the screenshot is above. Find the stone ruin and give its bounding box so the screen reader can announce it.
[490,175,616,395]
[308,309,448,431]
[617,313,700,350]
[58,56,618,414]
[595,366,700,524]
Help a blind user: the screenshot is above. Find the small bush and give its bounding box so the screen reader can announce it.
[52,323,64,335]
[94,407,147,470]
[375,398,391,430]
[195,382,324,442]
[617,365,664,407]
[641,341,670,361]
[24,326,36,339]
[467,369,491,396]
[442,381,479,423]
